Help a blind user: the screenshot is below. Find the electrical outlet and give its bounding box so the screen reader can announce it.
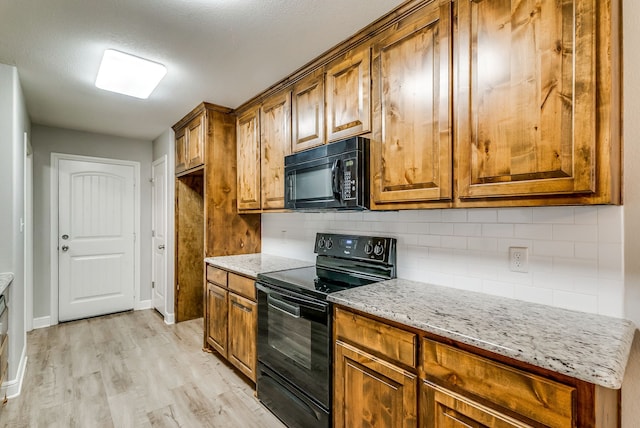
[509,247,529,273]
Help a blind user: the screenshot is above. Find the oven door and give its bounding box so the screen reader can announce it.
[256,282,331,407]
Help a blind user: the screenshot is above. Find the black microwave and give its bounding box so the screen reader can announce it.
[284,137,370,211]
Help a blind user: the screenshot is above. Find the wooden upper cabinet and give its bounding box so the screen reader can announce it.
[236,106,262,211]
[292,70,325,152]
[372,0,452,207]
[326,45,371,142]
[175,128,187,174]
[260,91,291,210]
[455,0,599,200]
[186,114,205,169]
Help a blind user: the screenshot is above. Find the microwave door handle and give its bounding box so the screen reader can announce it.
[331,159,342,201]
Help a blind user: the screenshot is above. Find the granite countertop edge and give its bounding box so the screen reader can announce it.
[0,272,14,296]
[204,253,314,278]
[328,278,636,390]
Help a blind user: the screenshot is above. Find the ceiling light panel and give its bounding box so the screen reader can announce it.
[95,49,167,99]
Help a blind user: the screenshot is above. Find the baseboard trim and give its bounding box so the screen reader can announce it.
[32,316,51,330]
[164,312,175,325]
[135,299,152,310]
[2,345,27,399]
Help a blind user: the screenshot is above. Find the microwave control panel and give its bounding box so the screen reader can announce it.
[342,158,357,200]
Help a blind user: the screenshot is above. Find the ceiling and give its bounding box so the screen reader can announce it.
[0,0,405,141]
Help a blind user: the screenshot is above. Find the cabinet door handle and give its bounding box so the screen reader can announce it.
[232,301,252,313]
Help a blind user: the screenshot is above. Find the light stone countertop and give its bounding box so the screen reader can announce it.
[204,253,314,278]
[0,272,13,296]
[328,278,636,389]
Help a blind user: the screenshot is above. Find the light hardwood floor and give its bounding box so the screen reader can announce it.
[0,310,286,428]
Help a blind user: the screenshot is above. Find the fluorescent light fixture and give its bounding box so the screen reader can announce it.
[95,49,167,99]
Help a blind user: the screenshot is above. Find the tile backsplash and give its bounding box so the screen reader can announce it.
[261,206,624,318]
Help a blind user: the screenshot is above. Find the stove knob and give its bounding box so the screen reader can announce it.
[364,242,374,255]
[318,237,325,249]
[325,238,333,249]
[373,242,385,256]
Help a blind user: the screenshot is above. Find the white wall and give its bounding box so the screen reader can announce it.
[31,125,153,320]
[263,206,624,317]
[0,63,30,397]
[152,128,175,321]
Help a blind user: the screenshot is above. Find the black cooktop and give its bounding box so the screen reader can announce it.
[257,265,381,300]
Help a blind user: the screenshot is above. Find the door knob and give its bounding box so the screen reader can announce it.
[158,244,165,250]
[61,245,69,252]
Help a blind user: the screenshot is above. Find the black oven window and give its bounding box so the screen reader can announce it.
[267,303,313,370]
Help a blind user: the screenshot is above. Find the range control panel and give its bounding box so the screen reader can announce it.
[314,233,396,263]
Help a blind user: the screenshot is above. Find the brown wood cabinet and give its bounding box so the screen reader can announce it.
[292,69,325,152]
[325,44,372,142]
[371,0,452,208]
[260,91,291,210]
[173,103,261,323]
[333,306,619,428]
[174,108,206,175]
[236,106,262,212]
[205,264,258,382]
[454,0,620,205]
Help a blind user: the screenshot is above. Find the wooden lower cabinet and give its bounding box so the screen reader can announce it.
[205,265,257,382]
[334,340,418,428]
[333,306,618,428]
[421,382,532,428]
[228,293,257,380]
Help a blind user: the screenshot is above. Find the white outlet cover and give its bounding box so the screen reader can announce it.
[509,247,529,273]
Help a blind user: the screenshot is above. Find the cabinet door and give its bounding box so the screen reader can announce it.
[421,381,532,428]
[206,282,228,358]
[334,340,417,428]
[175,128,187,173]
[236,107,262,211]
[260,91,291,210]
[326,45,371,142]
[228,293,257,381]
[292,70,325,152]
[186,114,205,170]
[372,0,452,205]
[456,0,597,199]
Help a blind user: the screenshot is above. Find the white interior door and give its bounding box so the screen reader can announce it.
[152,156,167,317]
[58,158,135,322]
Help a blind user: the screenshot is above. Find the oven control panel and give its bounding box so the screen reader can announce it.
[314,233,396,263]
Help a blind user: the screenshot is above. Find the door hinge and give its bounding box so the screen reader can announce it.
[152,230,155,237]
[133,232,136,242]
[152,281,155,289]
[177,283,180,292]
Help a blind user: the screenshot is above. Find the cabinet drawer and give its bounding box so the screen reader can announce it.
[422,338,575,428]
[206,265,227,286]
[228,273,256,300]
[334,307,417,368]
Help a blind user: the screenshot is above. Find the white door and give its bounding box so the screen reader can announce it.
[152,156,167,317]
[58,158,136,322]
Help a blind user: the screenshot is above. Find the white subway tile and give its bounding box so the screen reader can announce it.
[597,206,623,244]
[417,234,442,248]
[482,224,514,238]
[532,271,574,291]
[497,238,533,253]
[482,280,515,298]
[497,269,533,286]
[553,257,598,277]
[398,233,419,246]
[441,236,468,250]
[597,279,625,317]
[573,206,599,225]
[528,255,553,273]
[598,243,624,280]
[515,224,553,240]
[430,223,454,236]
[453,275,483,292]
[498,208,533,224]
[442,209,468,223]
[398,210,428,222]
[422,209,443,222]
[514,285,554,305]
[467,237,498,252]
[454,223,482,237]
[553,224,598,242]
[468,209,498,223]
[573,277,599,295]
[532,206,575,224]
[533,240,574,257]
[429,271,455,287]
[552,290,598,313]
[574,242,598,260]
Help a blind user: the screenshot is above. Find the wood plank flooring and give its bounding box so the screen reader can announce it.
[0,310,286,428]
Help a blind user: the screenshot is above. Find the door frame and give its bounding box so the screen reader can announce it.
[49,153,141,325]
[152,155,169,320]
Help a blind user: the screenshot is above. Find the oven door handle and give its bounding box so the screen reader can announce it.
[267,294,301,318]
